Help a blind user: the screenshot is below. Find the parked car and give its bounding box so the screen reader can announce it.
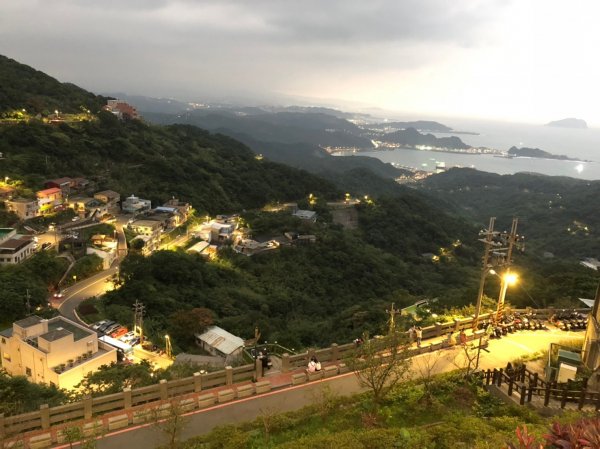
[129,337,141,346]
[97,321,116,333]
[120,331,135,343]
[111,327,128,339]
[41,242,52,250]
[103,324,121,335]
[92,320,108,330]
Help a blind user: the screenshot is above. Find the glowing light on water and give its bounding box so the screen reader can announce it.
[575,164,584,173]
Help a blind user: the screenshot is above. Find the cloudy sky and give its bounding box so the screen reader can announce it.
[1,0,599,124]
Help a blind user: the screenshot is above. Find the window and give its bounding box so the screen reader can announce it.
[1,337,5,344]
[25,367,32,376]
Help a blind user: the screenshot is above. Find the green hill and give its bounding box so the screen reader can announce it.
[0,55,106,115]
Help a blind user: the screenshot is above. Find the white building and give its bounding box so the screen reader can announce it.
[293,209,317,222]
[0,316,116,389]
[0,228,36,265]
[122,195,151,214]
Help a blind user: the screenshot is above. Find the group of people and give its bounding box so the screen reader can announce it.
[307,356,322,373]
[409,326,423,347]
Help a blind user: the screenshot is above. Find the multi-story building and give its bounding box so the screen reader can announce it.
[5,198,39,220]
[122,195,151,214]
[36,187,63,215]
[94,190,121,210]
[0,316,117,389]
[0,228,36,264]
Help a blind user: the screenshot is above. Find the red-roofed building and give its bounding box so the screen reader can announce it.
[104,100,140,120]
[36,187,63,215]
[45,177,74,193]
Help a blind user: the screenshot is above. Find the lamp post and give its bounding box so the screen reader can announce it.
[495,270,518,322]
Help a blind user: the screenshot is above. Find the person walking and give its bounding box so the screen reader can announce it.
[416,326,423,347]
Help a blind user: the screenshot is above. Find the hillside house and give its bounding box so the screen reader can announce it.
[94,190,121,209]
[0,316,116,389]
[293,209,317,222]
[45,177,73,194]
[122,195,151,214]
[5,198,39,220]
[36,187,63,215]
[0,228,35,265]
[104,100,140,120]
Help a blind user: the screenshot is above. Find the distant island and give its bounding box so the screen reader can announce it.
[507,146,586,161]
[545,118,587,129]
[368,120,478,135]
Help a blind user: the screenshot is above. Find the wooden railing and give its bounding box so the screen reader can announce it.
[479,365,600,410]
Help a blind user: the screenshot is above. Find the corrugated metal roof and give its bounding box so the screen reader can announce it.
[197,326,243,355]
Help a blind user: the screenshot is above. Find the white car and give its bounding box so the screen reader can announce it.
[120,331,136,343]
[92,320,108,330]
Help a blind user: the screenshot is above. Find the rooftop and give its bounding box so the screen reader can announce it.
[37,187,61,197]
[197,326,244,355]
[47,317,93,341]
[14,315,44,328]
[39,328,71,342]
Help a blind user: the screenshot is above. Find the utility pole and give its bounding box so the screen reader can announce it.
[132,300,145,344]
[25,289,31,315]
[473,217,496,331]
[386,303,401,334]
[495,218,519,322]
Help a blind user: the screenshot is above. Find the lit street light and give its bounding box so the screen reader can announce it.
[495,269,518,322]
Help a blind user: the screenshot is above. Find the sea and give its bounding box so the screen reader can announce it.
[341,119,600,180]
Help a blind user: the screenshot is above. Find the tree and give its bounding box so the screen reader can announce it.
[346,330,411,408]
[150,399,189,449]
[168,307,214,348]
[75,361,154,397]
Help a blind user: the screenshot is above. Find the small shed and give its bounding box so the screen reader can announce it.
[195,326,244,361]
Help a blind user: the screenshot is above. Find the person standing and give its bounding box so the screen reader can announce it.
[416,327,423,347]
[459,329,467,346]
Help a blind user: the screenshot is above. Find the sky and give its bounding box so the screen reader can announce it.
[1,0,599,124]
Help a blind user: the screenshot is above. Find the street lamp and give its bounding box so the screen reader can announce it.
[495,270,518,322]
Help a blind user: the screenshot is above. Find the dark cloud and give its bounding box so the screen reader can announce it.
[0,0,508,105]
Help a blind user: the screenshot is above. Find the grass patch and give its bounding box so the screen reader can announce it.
[77,297,103,324]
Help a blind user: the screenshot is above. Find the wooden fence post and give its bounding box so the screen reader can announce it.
[40,404,50,430]
[520,385,526,405]
[497,369,504,387]
[193,372,202,392]
[560,388,568,409]
[544,384,551,407]
[532,373,538,388]
[527,385,534,403]
[84,394,93,420]
[225,366,233,385]
[578,388,587,410]
[159,379,168,401]
[507,379,514,396]
[331,343,339,362]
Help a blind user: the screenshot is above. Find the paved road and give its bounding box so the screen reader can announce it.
[82,327,583,449]
[57,266,118,323]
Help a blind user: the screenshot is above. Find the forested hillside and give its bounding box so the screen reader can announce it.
[421,168,600,258]
[0,55,106,115]
[0,115,338,214]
